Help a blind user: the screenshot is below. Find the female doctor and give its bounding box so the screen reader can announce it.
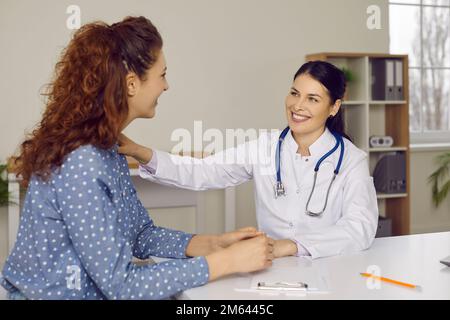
[119,61,379,260]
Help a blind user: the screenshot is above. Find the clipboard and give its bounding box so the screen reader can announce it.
[257,281,308,291]
[246,267,330,294]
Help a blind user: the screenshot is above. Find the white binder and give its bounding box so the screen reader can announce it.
[386,60,395,100]
[394,60,404,101]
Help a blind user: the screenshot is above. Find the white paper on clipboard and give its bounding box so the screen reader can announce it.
[249,267,330,294]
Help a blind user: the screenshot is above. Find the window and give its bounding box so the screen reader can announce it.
[389,0,450,143]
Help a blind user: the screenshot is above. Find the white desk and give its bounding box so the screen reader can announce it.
[176,232,450,300]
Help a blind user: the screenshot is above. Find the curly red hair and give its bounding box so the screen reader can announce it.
[15,16,162,185]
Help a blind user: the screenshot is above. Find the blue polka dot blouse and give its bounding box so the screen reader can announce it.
[1,145,209,299]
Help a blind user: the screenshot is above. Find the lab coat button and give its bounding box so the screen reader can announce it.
[289,222,294,227]
[296,189,300,194]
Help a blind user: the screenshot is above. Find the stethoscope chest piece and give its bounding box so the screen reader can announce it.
[274,181,286,199]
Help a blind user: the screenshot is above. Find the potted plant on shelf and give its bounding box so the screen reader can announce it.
[0,164,9,207]
[428,152,450,208]
[341,67,355,101]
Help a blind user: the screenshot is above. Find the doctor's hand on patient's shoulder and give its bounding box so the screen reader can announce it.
[118,133,153,165]
[205,234,275,281]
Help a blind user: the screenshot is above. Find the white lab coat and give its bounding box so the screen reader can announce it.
[139,128,379,259]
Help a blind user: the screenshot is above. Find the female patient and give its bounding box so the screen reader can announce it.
[0,16,274,300]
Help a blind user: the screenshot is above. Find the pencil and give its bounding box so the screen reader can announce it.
[360,273,421,290]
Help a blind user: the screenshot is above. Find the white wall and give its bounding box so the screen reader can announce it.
[0,0,390,161]
[1,0,395,265]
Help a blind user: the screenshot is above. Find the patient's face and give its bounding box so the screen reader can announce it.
[128,50,169,119]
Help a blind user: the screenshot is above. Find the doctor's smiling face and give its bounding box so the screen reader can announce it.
[285,61,346,151]
[286,73,339,136]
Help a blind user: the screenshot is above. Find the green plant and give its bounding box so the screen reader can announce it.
[0,164,9,206]
[428,152,450,208]
[341,67,356,83]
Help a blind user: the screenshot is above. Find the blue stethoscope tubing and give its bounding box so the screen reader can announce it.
[274,126,345,217]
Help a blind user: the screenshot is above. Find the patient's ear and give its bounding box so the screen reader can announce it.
[126,73,139,97]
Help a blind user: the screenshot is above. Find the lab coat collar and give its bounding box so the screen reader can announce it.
[286,127,335,157]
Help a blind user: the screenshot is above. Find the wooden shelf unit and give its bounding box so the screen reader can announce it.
[305,52,410,236]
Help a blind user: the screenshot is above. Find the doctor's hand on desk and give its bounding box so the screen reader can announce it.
[272,239,299,258]
[118,133,153,164]
[205,234,275,281]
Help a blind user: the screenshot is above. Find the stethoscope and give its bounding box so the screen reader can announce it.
[274,126,345,217]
